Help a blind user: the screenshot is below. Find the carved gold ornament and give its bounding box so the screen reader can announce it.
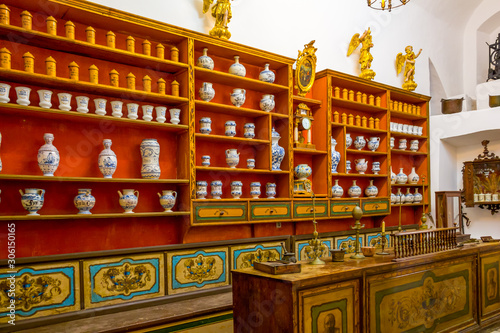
[295,40,317,97]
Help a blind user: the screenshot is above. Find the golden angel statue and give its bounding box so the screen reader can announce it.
[203,0,232,40]
[347,28,376,80]
[396,46,422,91]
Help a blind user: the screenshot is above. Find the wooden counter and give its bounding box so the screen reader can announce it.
[232,243,500,332]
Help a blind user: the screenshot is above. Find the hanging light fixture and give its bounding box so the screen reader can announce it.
[367,0,410,11]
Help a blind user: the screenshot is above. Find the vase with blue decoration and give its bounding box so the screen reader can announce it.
[348,180,361,198]
[266,183,276,199]
[140,139,161,179]
[331,137,341,173]
[158,190,177,212]
[259,94,275,112]
[413,188,423,203]
[364,180,378,197]
[331,179,343,198]
[211,180,223,199]
[259,64,275,83]
[231,181,243,199]
[230,88,246,107]
[20,188,45,215]
[225,149,240,168]
[196,181,208,199]
[229,55,246,77]
[199,82,215,102]
[404,188,414,204]
[250,182,261,199]
[396,168,408,184]
[37,133,60,176]
[271,128,285,171]
[346,133,352,149]
[74,189,96,214]
[98,139,117,178]
[118,189,139,213]
[408,167,419,184]
[367,137,380,151]
[196,48,214,70]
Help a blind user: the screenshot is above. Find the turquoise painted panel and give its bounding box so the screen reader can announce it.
[297,240,332,261]
[171,250,227,290]
[232,244,282,269]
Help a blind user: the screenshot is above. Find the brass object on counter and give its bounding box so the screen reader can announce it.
[350,206,365,259]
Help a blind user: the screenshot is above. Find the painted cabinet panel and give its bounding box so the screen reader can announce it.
[293,200,328,219]
[480,251,500,321]
[330,201,359,216]
[250,201,291,220]
[193,202,247,223]
[362,198,390,215]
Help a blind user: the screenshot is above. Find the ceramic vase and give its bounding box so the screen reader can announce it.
[413,188,423,203]
[110,101,123,118]
[229,55,246,77]
[199,117,212,134]
[259,94,275,112]
[231,181,243,199]
[294,164,312,180]
[390,137,395,149]
[74,189,95,214]
[118,189,139,213]
[346,133,352,149]
[250,182,261,199]
[390,167,397,185]
[225,148,240,168]
[211,180,222,199]
[201,155,210,167]
[225,120,236,137]
[98,139,117,178]
[365,180,378,197]
[346,160,351,174]
[405,188,414,204]
[142,105,154,121]
[259,63,275,83]
[331,179,344,198]
[372,162,380,175]
[76,96,90,113]
[353,136,366,150]
[158,190,177,212]
[247,158,255,169]
[196,48,214,70]
[266,183,276,199]
[19,188,45,215]
[140,138,161,179]
[15,86,31,106]
[169,108,181,124]
[0,83,10,103]
[94,98,107,116]
[408,167,419,184]
[367,137,380,151]
[355,158,368,174]
[396,168,408,184]
[331,137,341,174]
[196,181,208,199]
[348,180,362,198]
[396,188,405,204]
[127,103,139,120]
[230,88,246,107]
[155,106,167,123]
[57,93,72,111]
[199,82,215,102]
[271,128,285,171]
[37,90,53,108]
[244,123,255,139]
[37,133,60,176]
[391,192,397,205]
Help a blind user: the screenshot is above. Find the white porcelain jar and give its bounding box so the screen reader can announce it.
[244,123,255,139]
[199,117,212,134]
[196,48,214,70]
[110,100,123,118]
[74,189,96,214]
[158,190,177,212]
[231,181,243,199]
[57,93,72,111]
[155,106,167,123]
[230,88,246,107]
[98,139,117,178]
[37,89,53,108]
[266,183,276,199]
[118,189,139,213]
[259,63,275,83]
[228,55,246,77]
[37,133,59,176]
[259,94,275,112]
[94,98,107,116]
[225,120,237,137]
[15,86,31,106]
[199,82,215,102]
[76,96,90,113]
[211,180,223,199]
[250,182,261,199]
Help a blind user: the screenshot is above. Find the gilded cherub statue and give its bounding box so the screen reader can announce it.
[396,46,422,91]
[203,0,232,40]
[347,28,376,80]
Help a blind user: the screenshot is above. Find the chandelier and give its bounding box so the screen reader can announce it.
[367,0,410,11]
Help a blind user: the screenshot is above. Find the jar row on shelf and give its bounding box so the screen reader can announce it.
[333,111,381,129]
[345,134,382,152]
[196,180,277,200]
[390,100,422,115]
[474,192,500,203]
[200,118,256,138]
[0,5,179,61]
[390,167,420,185]
[0,83,180,123]
[200,154,256,169]
[332,157,382,175]
[390,122,423,136]
[15,187,178,215]
[199,83,275,111]
[391,188,423,205]
[391,138,420,151]
[331,179,379,198]
[332,86,382,107]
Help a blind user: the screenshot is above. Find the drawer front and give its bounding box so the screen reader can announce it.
[362,199,390,215]
[193,202,247,223]
[331,201,359,216]
[250,202,291,220]
[293,200,328,218]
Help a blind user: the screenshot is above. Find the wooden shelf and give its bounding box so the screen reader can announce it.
[292,95,322,107]
[196,166,288,174]
[0,103,189,132]
[0,211,191,221]
[0,174,189,184]
[195,100,277,118]
[195,133,269,145]
[195,67,288,94]
[390,132,428,140]
[335,123,387,134]
[331,97,387,113]
[293,148,327,155]
[0,25,188,74]
[0,68,188,106]
[390,110,427,120]
[390,149,428,156]
[333,173,388,177]
[346,149,388,156]
[391,203,425,207]
[390,183,424,187]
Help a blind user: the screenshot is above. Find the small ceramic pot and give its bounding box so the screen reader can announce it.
[196,181,208,199]
[479,193,485,202]
[155,106,167,123]
[259,63,275,83]
[410,139,419,152]
[250,182,261,199]
[345,133,352,149]
[485,193,492,202]
[244,123,255,139]
[158,190,177,212]
[0,83,11,103]
[127,103,139,120]
[231,181,243,199]
[225,120,236,137]
[110,100,123,118]
[371,162,381,174]
[57,93,72,111]
[118,189,139,213]
[367,137,380,152]
[225,148,240,168]
[399,139,407,150]
[331,179,343,198]
[229,55,246,77]
[74,188,96,214]
[199,117,212,134]
[247,158,255,169]
[199,82,215,102]
[266,183,276,199]
[94,98,107,116]
[211,180,223,199]
[19,188,45,215]
[37,89,53,108]
[390,137,395,149]
[76,96,90,113]
[259,94,275,112]
[169,108,181,124]
[201,155,210,167]
[346,160,351,174]
[230,88,246,107]
[355,158,368,174]
[142,105,154,121]
[353,136,366,150]
[15,86,31,106]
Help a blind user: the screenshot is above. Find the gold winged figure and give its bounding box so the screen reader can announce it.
[203,0,232,40]
[347,28,376,80]
[396,45,422,91]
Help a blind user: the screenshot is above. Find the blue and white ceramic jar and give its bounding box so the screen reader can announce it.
[331,137,341,174]
[196,181,208,199]
[331,179,344,198]
[110,100,123,118]
[19,188,45,215]
[199,82,215,102]
[410,139,419,152]
[57,93,72,111]
[94,98,106,116]
[201,155,211,167]
[396,188,405,204]
[294,164,312,180]
[413,188,423,203]
[155,106,167,123]
[37,133,59,176]
[243,123,255,139]
[211,180,223,199]
[98,139,117,178]
[231,181,243,199]
[396,168,408,184]
[158,190,177,212]
[353,136,366,150]
[404,188,414,204]
[408,167,419,184]
[266,183,277,199]
[0,83,11,103]
[74,188,96,214]
[76,96,90,113]
[140,138,161,179]
[345,133,352,149]
[37,89,53,108]
[390,137,395,149]
[225,148,240,168]
[225,120,237,137]
[391,192,397,205]
[367,137,380,152]
[15,86,31,106]
[118,189,139,213]
[196,48,214,70]
[169,108,181,125]
[259,94,275,112]
[250,182,261,199]
[127,103,139,120]
[365,180,378,198]
[230,88,246,107]
[346,160,351,174]
[228,55,246,77]
[142,105,154,121]
[271,128,285,171]
[199,117,212,134]
[348,180,362,198]
[355,158,368,174]
[259,63,275,83]
[390,167,397,184]
[372,161,381,175]
[247,158,255,169]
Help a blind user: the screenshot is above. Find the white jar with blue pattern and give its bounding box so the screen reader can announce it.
[37,133,59,176]
[98,139,117,178]
[259,63,275,83]
[271,128,285,171]
[211,180,223,199]
[259,94,275,112]
[199,117,212,134]
[140,139,161,179]
[348,180,362,198]
[225,120,236,137]
[266,183,277,199]
[74,189,96,214]
[331,179,343,198]
[231,181,243,199]
[229,55,246,77]
[199,82,215,102]
[196,181,208,199]
[118,189,139,213]
[19,188,45,215]
[244,123,255,139]
[196,48,214,70]
[230,88,246,107]
[331,137,341,173]
[250,182,261,199]
[364,180,378,198]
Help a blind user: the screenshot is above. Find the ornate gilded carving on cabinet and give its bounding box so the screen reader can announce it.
[368,260,473,333]
[334,235,363,254]
[231,243,282,269]
[83,254,164,309]
[295,238,333,261]
[167,247,228,295]
[366,232,391,248]
[481,253,500,318]
[0,262,80,323]
[295,40,317,97]
[299,280,359,333]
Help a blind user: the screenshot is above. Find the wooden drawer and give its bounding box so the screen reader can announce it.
[362,198,390,215]
[293,200,328,219]
[330,201,359,216]
[250,201,291,220]
[193,202,247,223]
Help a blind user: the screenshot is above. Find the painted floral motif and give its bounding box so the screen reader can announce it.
[303,244,330,259]
[184,255,217,283]
[239,249,279,268]
[102,263,151,296]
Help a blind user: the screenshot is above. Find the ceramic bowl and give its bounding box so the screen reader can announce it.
[361,246,376,257]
